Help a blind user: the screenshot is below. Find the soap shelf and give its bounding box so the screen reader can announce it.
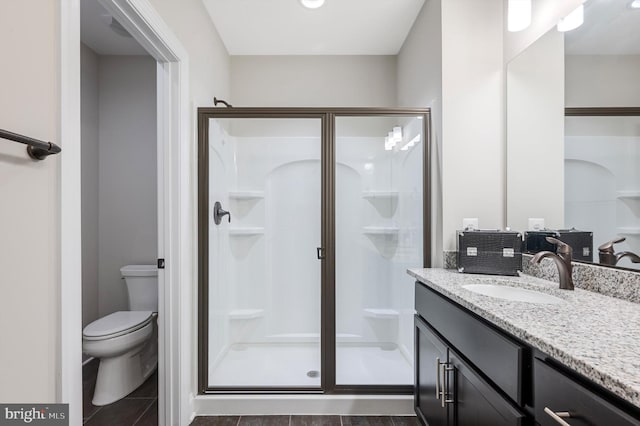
[616,190,640,200]
[229,227,265,236]
[617,227,640,235]
[363,308,400,319]
[362,226,399,235]
[228,309,264,320]
[362,191,399,199]
[229,190,264,200]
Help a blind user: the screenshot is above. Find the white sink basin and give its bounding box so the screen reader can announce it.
[462,284,563,304]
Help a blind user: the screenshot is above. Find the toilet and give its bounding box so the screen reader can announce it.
[83,265,158,406]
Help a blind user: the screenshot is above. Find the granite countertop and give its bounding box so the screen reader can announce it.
[408,268,640,409]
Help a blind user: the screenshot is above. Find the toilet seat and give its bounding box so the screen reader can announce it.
[83,311,153,341]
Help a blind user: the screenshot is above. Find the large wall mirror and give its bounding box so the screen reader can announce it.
[507,0,640,271]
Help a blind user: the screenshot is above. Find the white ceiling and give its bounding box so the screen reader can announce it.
[565,0,640,55]
[203,0,426,55]
[81,0,148,55]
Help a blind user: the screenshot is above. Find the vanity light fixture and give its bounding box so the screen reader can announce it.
[400,135,421,151]
[300,0,325,9]
[392,126,402,142]
[384,127,403,151]
[557,4,584,32]
[507,0,532,32]
[384,135,393,151]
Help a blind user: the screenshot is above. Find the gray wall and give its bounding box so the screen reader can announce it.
[230,55,397,107]
[81,44,100,328]
[97,55,157,317]
[0,0,60,402]
[397,0,443,266]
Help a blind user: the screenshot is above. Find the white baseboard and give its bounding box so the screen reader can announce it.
[193,394,414,416]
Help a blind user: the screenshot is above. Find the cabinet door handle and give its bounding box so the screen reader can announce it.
[435,357,441,398]
[544,407,572,426]
[439,362,455,407]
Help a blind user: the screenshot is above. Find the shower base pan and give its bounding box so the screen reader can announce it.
[208,342,413,388]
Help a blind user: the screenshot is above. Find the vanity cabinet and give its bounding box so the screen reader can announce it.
[414,280,640,426]
[414,281,528,426]
[415,316,528,426]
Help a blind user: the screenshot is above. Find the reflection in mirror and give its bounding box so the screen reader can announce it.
[507,0,640,271]
[565,111,640,270]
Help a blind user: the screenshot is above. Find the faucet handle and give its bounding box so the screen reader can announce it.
[598,237,626,253]
[545,237,572,255]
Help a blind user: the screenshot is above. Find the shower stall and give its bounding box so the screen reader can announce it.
[198,108,430,393]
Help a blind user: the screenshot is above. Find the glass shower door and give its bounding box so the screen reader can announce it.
[205,117,323,389]
[334,115,425,386]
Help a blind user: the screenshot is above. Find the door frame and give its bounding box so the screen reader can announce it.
[60,0,191,424]
[197,107,431,395]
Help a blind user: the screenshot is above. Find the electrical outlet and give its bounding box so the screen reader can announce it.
[528,218,545,231]
[463,218,479,230]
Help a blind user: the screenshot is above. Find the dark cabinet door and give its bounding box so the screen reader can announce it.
[415,315,449,426]
[449,350,527,426]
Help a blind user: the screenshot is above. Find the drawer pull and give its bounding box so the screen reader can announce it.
[544,407,572,426]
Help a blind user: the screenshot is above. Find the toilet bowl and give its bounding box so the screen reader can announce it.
[83,265,158,406]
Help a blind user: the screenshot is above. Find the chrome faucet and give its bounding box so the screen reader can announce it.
[530,237,574,290]
[598,237,640,266]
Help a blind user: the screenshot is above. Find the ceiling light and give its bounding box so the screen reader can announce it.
[630,0,640,9]
[557,4,584,32]
[508,0,532,32]
[300,0,325,9]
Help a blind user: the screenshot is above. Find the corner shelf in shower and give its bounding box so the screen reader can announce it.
[617,227,640,235]
[229,190,264,200]
[617,190,640,200]
[362,226,399,235]
[363,308,400,319]
[228,227,265,236]
[228,309,264,320]
[362,191,399,199]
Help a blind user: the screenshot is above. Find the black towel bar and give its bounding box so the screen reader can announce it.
[0,128,62,160]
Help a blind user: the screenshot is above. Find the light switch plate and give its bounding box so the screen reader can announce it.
[463,218,479,230]
[528,218,545,231]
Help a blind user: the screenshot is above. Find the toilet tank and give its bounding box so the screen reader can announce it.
[120,265,158,311]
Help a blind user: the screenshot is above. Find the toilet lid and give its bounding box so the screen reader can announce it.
[83,311,153,339]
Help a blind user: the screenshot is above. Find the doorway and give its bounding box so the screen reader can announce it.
[198,108,431,394]
[61,0,190,424]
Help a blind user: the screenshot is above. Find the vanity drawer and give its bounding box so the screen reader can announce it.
[415,282,527,405]
[534,358,640,426]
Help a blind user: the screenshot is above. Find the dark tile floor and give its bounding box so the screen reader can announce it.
[83,361,418,426]
[191,416,420,426]
[83,359,158,425]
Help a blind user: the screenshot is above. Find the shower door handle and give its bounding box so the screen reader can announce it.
[213,201,231,225]
[317,247,326,260]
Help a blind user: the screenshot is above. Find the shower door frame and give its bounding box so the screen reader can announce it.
[198,107,431,395]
